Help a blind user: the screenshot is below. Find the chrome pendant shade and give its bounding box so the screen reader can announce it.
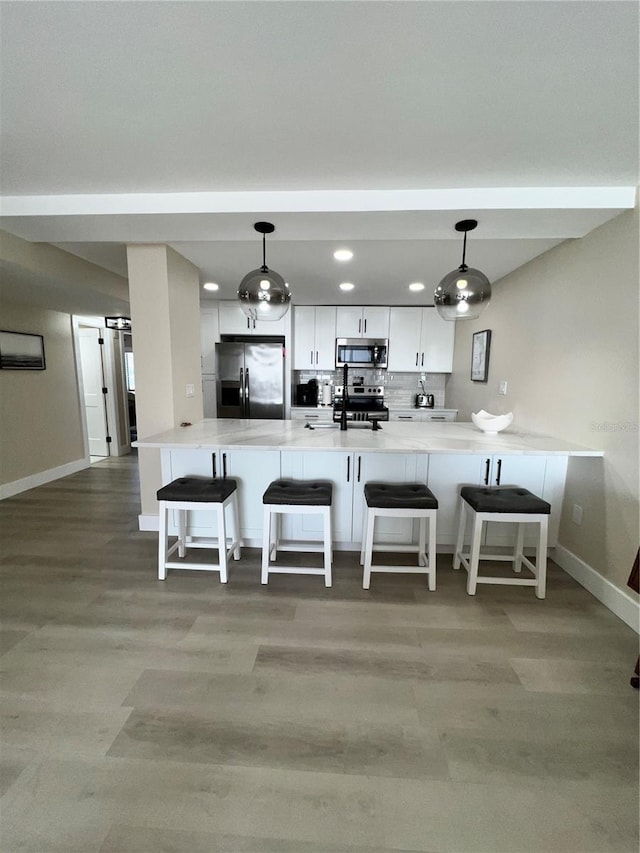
[238,222,291,321]
[434,219,491,321]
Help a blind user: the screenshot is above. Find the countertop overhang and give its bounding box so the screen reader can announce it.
[134,419,603,457]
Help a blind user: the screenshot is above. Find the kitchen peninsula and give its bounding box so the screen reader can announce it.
[135,419,602,552]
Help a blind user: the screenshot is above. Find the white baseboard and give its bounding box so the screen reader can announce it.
[553,544,639,633]
[138,514,159,532]
[0,458,90,500]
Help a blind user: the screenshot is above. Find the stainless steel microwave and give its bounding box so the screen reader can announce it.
[335,338,388,369]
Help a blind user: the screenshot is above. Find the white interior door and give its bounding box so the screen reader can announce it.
[79,327,110,457]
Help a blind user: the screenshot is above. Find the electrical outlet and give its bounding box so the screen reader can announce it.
[572,504,583,525]
[499,380,508,395]
[186,383,195,398]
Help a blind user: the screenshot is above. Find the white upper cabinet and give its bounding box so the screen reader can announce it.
[293,306,336,370]
[335,306,390,338]
[421,308,455,373]
[387,307,455,372]
[218,301,288,336]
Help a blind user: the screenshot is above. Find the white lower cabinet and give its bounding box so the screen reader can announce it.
[352,452,428,548]
[389,409,457,423]
[289,408,334,423]
[161,447,567,553]
[427,454,566,548]
[164,447,280,542]
[280,450,354,543]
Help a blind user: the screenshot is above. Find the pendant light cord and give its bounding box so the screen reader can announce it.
[261,233,268,272]
[460,230,469,272]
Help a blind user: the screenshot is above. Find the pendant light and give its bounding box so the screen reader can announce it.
[238,222,291,321]
[434,219,491,321]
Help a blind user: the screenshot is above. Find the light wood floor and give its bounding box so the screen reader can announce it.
[1,453,638,852]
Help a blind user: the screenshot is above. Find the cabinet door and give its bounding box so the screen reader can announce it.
[165,448,280,543]
[484,456,547,547]
[389,410,422,421]
[218,302,255,335]
[424,412,456,422]
[420,308,455,373]
[218,301,287,336]
[362,307,390,338]
[292,307,316,370]
[387,307,423,371]
[335,306,364,338]
[220,449,281,542]
[200,309,219,373]
[280,450,353,543]
[352,452,426,547]
[314,306,337,369]
[426,454,487,546]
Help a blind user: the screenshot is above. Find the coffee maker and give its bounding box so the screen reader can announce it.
[296,378,319,406]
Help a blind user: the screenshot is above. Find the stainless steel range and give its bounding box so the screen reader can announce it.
[333,384,389,423]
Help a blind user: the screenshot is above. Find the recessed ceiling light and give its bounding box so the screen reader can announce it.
[339,282,355,291]
[203,282,219,291]
[333,249,353,262]
[409,282,425,292]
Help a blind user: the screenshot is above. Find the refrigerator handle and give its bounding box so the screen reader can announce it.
[245,368,250,415]
[239,368,244,406]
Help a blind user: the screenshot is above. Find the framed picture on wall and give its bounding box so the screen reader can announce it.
[471,329,491,382]
[0,330,46,370]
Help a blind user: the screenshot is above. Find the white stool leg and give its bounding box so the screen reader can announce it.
[418,516,427,567]
[177,509,187,558]
[453,497,466,570]
[323,506,332,587]
[229,491,241,560]
[467,512,484,595]
[536,516,548,599]
[261,505,271,584]
[270,511,279,562]
[514,523,525,572]
[362,508,375,589]
[216,503,228,583]
[427,513,436,591]
[360,501,367,566]
[158,501,168,580]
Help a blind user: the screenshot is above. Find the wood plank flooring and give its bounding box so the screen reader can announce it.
[0,453,638,852]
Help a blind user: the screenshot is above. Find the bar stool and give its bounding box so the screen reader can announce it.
[360,482,438,590]
[453,485,550,597]
[261,479,333,587]
[156,476,241,583]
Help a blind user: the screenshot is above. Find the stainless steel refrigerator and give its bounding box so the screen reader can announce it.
[216,339,285,419]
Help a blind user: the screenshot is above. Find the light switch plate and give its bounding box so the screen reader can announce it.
[499,380,508,395]
[186,383,195,398]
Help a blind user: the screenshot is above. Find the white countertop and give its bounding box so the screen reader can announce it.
[134,419,602,456]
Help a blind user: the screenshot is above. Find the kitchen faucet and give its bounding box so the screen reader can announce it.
[340,363,348,431]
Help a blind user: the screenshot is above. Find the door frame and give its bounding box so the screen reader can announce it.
[72,315,131,459]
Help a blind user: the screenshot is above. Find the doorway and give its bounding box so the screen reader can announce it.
[78,327,111,459]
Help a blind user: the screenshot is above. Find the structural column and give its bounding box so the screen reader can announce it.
[126,244,203,522]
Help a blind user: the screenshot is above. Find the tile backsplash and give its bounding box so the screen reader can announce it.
[294,370,448,409]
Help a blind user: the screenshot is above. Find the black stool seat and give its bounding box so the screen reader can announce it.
[460,485,550,514]
[157,476,238,503]
[263,479,332,506]
[364,482,438,510]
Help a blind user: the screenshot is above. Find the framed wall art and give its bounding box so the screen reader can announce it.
[471,329,491,382]
[0,330,46,370]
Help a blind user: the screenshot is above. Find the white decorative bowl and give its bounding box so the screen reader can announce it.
[471,410,513,435]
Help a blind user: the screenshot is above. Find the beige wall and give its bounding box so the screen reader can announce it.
[0,299,86,485]
[446,207,639,590]
[127,244,204,516]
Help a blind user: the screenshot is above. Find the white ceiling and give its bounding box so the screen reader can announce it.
[0,1,638,313]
